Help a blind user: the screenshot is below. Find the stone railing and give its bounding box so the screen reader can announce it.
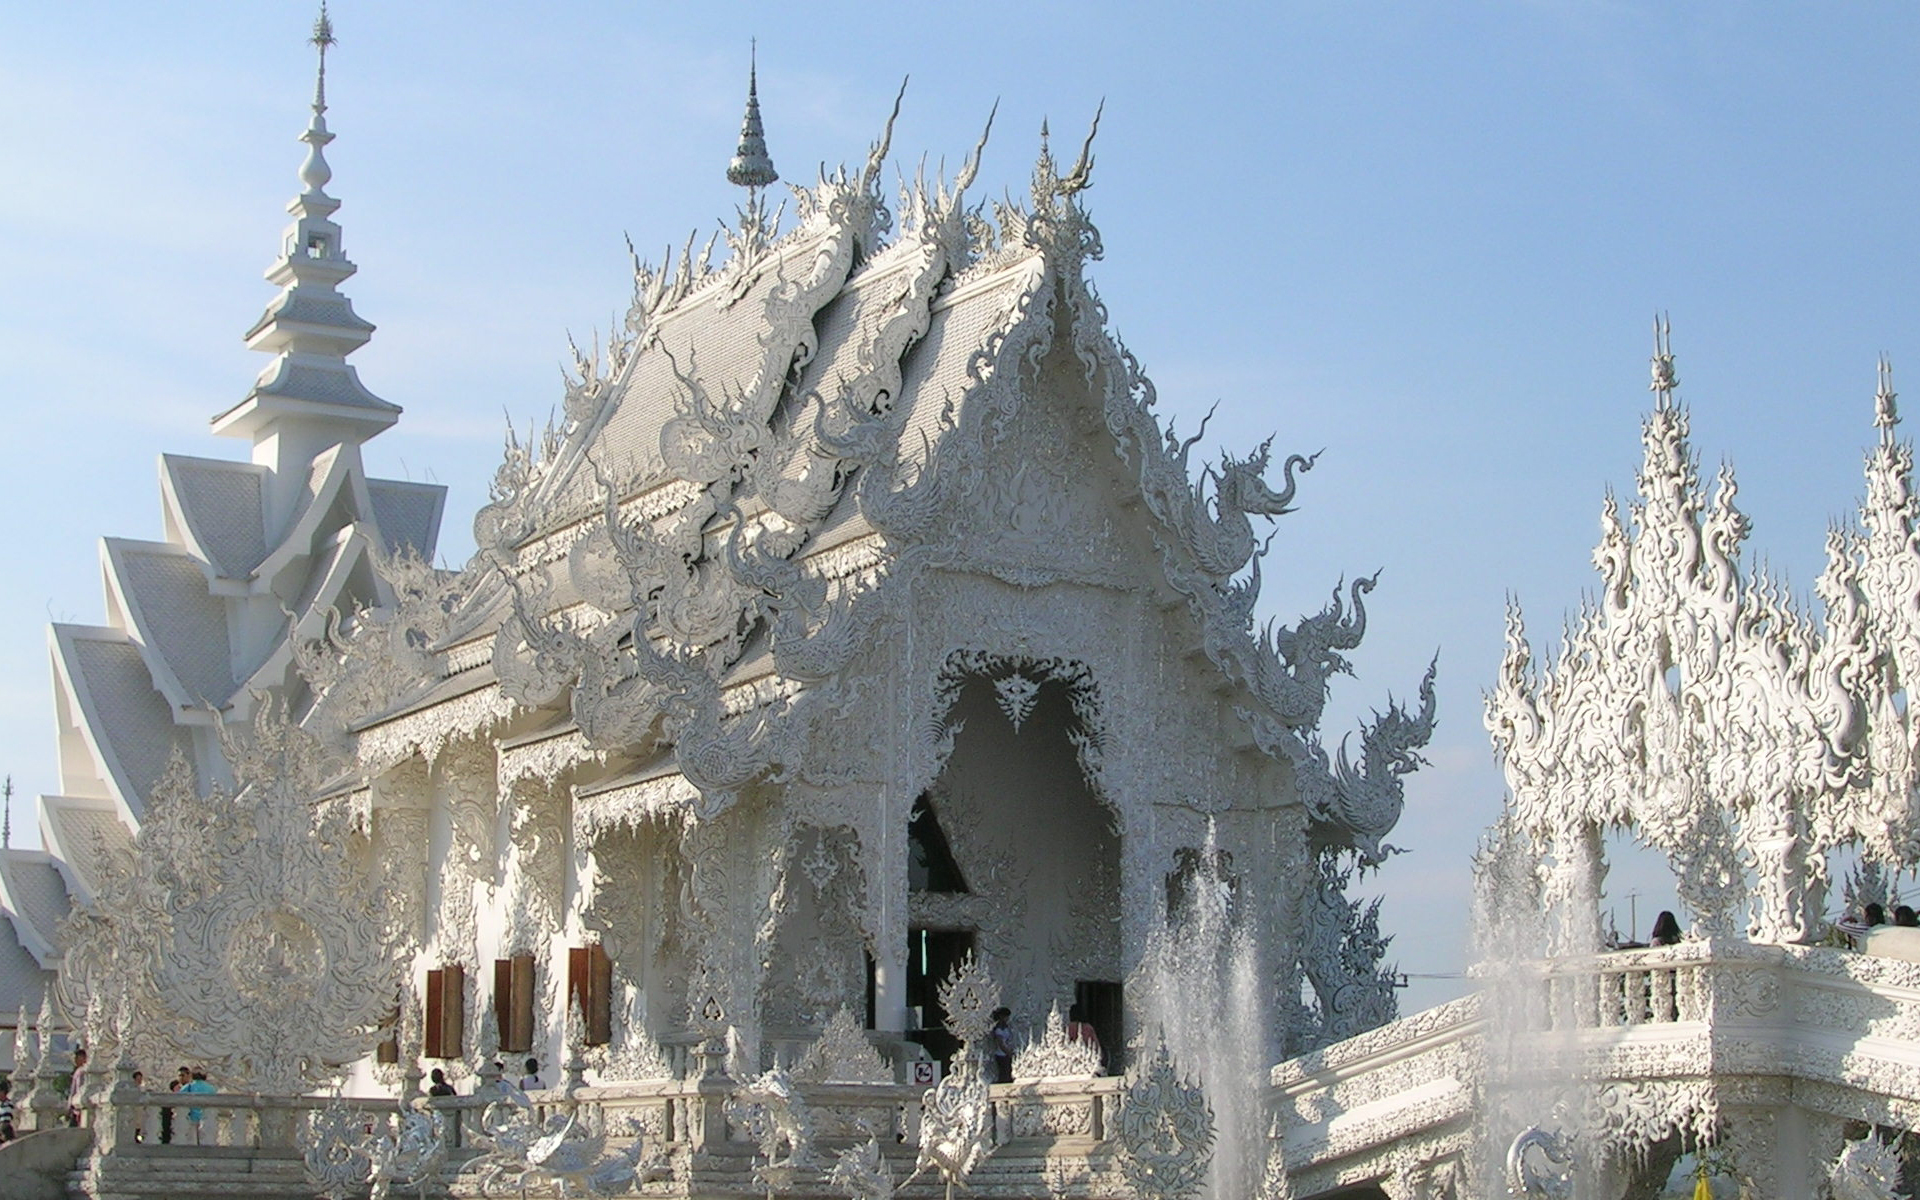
[60,1058,1134,1198]
[1271,938,1920,1199]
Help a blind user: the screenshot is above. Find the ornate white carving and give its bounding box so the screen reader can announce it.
[935,951,1001,1048]
[1486,343,1920,946]
[60,700,401,1094]
[1831,1137,1908,1200]
[1011,1002,1102,1080]
[300,1095,369,1200]
[794,1006,891,1084]
[830,1136,897,1200]
[1115,1034,1215,1200]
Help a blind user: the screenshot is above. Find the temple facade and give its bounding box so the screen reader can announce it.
[0,19,1441,1200]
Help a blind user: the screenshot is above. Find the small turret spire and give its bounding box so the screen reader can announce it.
[2,776,11,850]
[726,41,779,193]
[1877,355,1899,444]
[1649,313,1678,407]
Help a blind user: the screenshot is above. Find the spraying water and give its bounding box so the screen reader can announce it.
[1131,820,1268,1200]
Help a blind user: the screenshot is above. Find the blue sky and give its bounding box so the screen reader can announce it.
[3,2,1918,1012]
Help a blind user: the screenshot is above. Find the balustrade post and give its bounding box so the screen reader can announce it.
[95,1052,141,1155]
[27,1037,70,1132]
[688,1036,731,1151]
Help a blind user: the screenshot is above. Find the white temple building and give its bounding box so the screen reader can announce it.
[15,14,1920,1200]
[0,15,1438,1200]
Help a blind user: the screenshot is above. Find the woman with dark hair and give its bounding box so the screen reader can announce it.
[1895,905,1918,927]
[1649,911,1682,946]
[989,1008,1015,1084]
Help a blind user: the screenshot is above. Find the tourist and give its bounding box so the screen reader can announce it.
[180,1069,215,1144]
[1649,911,1682,947]
[0,1078,15,1144]
[131,1070,147,1143]
[1896,905,1918,928]
[67,1046,87,1126]
[518,1058,542,1091]
[1065,1002,1103,1066]
[428,1068,456,1098]
[989,1008,1015,1084]
[1867,903,1887,927]
[160,1076,178,1144]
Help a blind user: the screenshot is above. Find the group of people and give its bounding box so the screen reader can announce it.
[986,1004,1103,1084]
[0,1056,216,1145]
[420,1056,544,1099]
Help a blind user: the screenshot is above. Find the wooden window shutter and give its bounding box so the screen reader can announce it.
[590,944,612,1046]
[567,944,612,1047]
[424,966,464,1059]
[495,954,536,1053]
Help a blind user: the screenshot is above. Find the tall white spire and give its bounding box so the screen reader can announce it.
[210,3,400,475]
[725,41,778,193]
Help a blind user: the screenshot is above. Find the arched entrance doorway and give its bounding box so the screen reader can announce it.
[904,662,1121,1068]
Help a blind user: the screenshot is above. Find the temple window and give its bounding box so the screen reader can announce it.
[306,231,331,258]
[567,943,613,1046]
[424,964,465,1059]
[494,953,536,1053]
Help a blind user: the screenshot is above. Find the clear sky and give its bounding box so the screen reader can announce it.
[3,2,1918,1014]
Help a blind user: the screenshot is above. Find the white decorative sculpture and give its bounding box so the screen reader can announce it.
[1504,1127,1574,1199]
[299,1094,370,1200]
[830,1136,897,1200]
[1113,1033,1214,1200]
[1012,1002,1102,1080]
[1831,1138,1909,1200]
[364,1104,446,1200]
[794,1005,891,1085]
[59,698,401,1093]
[1487,328,1920,947]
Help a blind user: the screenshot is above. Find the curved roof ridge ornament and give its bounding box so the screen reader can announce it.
[860,77,908,196]
[1057,98,1103,198]
[955,100,998,195]
[1020,104,1107,265]
[1650,311,1678,408]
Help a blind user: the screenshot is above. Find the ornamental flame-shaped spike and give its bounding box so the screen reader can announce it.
[935,951,1001,1049]
[1114,1031,1215,1200]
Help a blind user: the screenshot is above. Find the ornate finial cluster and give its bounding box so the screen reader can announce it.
[300,4,337,195]
[1876,355,1899,442]
[726,41,779,192]
[310,4,335,106]
[1649,312,1678,406]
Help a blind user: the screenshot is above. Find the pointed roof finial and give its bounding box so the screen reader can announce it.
[726,40,779,191]
[310,3,335,110]
[299,4,338,196]
[1877,355,1900,442]
[210,5,399,454]
[2,776,11,850]
[1649,312,1678,407]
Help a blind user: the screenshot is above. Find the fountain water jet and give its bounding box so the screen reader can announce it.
[1130,821,1266,1200]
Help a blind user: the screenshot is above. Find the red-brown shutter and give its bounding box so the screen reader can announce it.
[494,954,536,1053]
[425,965,464,1059]
[565,944,613,1047]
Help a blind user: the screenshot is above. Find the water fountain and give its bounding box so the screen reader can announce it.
[1129,821,1263,1200]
